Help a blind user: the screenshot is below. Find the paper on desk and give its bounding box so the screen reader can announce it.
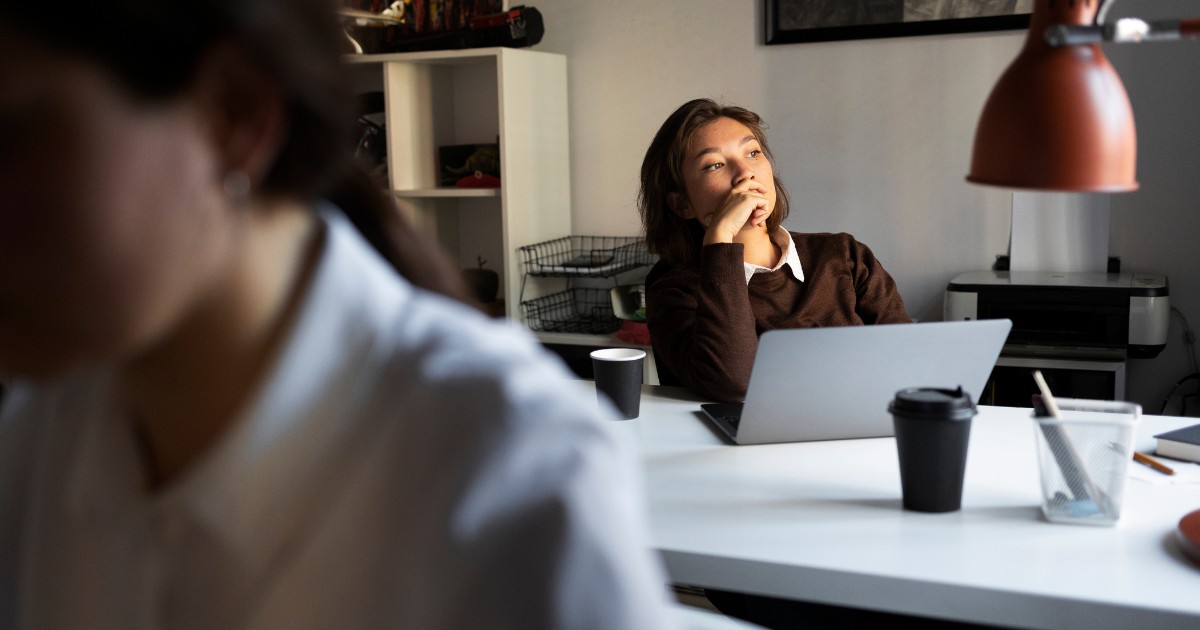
[1010,192,1110,273]
[1128,458,1200,485]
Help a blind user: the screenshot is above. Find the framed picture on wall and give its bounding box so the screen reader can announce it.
[766,0,1033,45]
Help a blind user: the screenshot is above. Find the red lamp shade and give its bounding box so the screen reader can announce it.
[968,0,1138,192]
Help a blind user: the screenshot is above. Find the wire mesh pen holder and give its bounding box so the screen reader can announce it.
[517,236,654,334]
[1032,398,1141,526]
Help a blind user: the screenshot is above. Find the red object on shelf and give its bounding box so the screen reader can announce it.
[616,320,650,346]
[456,172,501,188]
[1180,509,1200,567]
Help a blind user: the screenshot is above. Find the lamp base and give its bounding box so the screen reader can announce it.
[1179,509,1200,567]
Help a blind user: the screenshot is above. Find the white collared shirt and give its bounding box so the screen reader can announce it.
[0,205,678,630]
[743,227,805,284]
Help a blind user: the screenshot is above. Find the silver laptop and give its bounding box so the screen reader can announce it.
[699,319,1012,445]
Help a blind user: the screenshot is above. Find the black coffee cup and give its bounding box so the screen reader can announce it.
[890,386,977,513]
[590,348,645,419]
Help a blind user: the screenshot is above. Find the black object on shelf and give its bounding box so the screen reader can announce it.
[353,91,388,183]
[522,288,620,334]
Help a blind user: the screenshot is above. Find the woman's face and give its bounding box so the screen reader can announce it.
[676,116,776,227]
[0,27,232,378]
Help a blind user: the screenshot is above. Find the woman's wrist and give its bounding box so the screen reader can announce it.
[702,222,737,246]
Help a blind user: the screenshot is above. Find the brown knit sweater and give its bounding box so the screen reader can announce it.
[646,232,911,402]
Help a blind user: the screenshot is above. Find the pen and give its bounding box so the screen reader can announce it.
[1133,451,1176,476]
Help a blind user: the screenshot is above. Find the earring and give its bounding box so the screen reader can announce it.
[223,170,252,199]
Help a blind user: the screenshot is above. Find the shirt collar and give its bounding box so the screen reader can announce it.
[742,228,805,284]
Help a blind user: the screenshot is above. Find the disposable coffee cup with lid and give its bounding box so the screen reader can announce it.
[890,386,977,512]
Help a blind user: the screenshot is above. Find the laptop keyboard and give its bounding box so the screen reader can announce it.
[700,402,745,438]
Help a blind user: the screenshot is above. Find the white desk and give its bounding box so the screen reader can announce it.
[618,385,1200,629]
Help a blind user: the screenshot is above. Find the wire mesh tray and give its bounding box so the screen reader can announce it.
[519,235,653,278]
[521,288,620,334]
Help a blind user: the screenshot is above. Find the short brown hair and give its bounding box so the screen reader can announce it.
[638,99,790,267]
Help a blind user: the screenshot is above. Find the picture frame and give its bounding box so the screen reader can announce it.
[765,1,1032,45]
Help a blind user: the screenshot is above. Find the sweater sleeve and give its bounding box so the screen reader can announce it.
[646,244,758,402]
[849,238,911,325]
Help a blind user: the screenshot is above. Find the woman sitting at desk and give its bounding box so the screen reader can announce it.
[639,99,911,402]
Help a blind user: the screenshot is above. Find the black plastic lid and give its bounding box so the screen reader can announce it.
[888,386,976,421]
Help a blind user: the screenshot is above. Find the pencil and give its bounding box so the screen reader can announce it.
[1032,371,1062,417]
[1133,451,1175,476]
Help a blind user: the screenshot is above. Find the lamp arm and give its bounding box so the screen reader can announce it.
[1044,0,1200,46]
[1097,0,1117,25]
[1046,17,1200,46]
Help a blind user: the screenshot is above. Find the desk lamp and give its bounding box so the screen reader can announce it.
[967,0,1200,192]
[968,1,1200,567]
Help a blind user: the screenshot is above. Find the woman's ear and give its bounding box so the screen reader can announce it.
[190,43,288,190]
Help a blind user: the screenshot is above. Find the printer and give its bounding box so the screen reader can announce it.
[944,270,1169,359]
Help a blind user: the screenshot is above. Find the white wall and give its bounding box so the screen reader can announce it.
[535,0,1200,413]
[1106,1,1200,413]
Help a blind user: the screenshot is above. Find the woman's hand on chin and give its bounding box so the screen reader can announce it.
[702,185,771,245]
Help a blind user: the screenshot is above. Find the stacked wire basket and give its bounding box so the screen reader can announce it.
[518,235,654,334]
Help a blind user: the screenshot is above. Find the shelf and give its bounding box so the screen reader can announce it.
[535,331,648,348]
[394,188,500,199]
[345,47,512,66]
[346,48,571,333]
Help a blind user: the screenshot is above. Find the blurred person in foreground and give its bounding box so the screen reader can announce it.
[0,2,678,628]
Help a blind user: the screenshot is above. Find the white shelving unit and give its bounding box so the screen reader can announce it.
[347,47,571,320]
[347,48,658,383]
